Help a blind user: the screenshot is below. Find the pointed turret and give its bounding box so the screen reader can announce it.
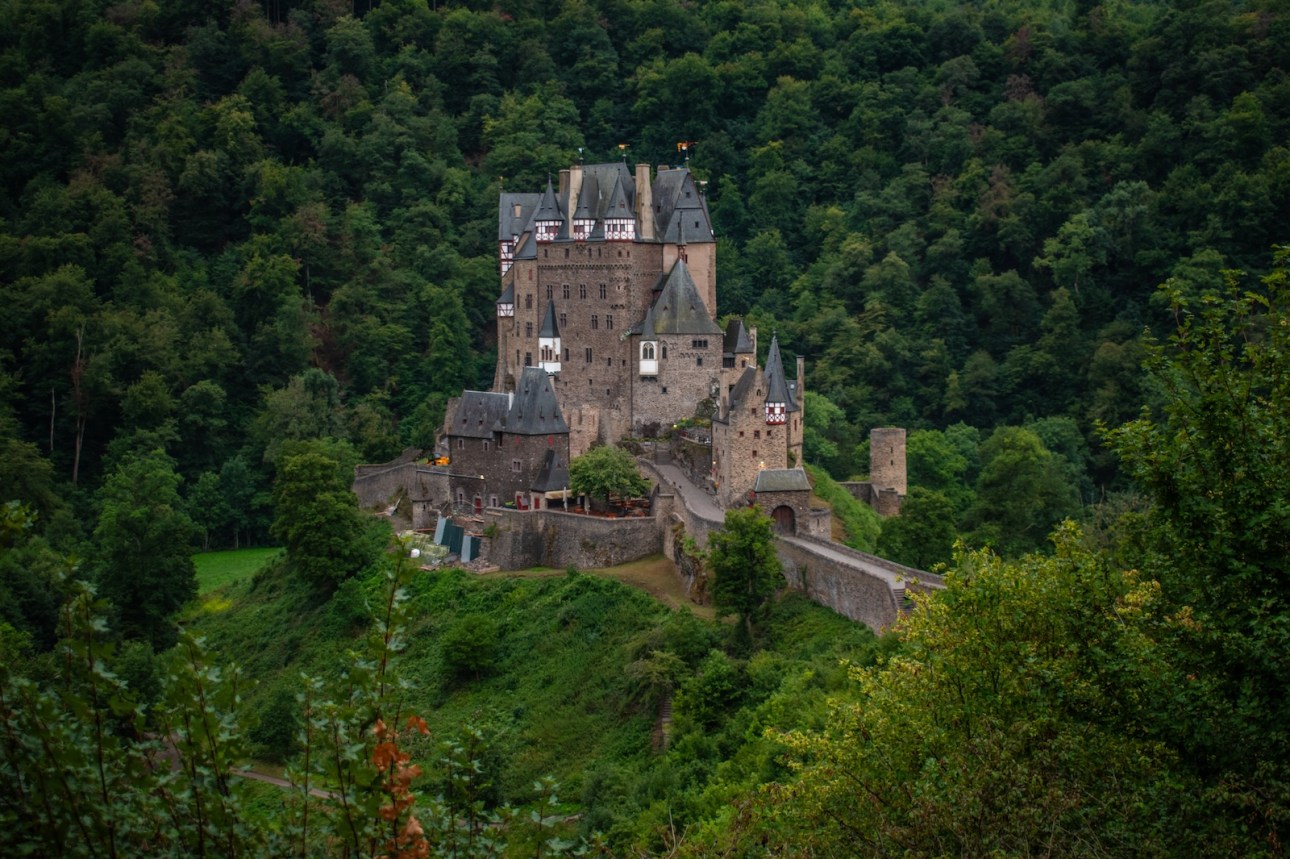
[763,334,797,425]
[538,302,561,375]
[533,177,563,243]
[603,172,635,241]
[496,282,515,318]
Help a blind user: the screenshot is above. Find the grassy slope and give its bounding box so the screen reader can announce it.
[805,463,883,552]
[184,552,882,847]
[193,548,283,594]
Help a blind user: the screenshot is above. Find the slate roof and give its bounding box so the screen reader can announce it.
[498,193,540,241]
[754,468,811,493]
[653,168,714,245]
[495,367,569,435]
[449,391,512,439]
[763,335,799,412]
[722,367,758,415]
[540,301,559,338]
[723,319,754,355]
[531,449,570,492]
[497,282,514,306]
[631,260,721,337]
[533,177,564,223]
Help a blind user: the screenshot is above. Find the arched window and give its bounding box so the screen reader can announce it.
[641,342,656,361]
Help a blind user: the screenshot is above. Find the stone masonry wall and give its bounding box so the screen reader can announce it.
[483,507,662,570]
[354,461,422,509]
[777,540,903,632]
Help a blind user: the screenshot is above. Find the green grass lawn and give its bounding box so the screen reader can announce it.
[193,547,282,594]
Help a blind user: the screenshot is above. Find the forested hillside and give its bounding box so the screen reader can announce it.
[4,1,1290,854]
[3,0,1288,529]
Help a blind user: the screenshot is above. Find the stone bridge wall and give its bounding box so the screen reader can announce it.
[777,540,903,632]
[639,460,722,602]
[354,461,422,509]
[482,508,662,571]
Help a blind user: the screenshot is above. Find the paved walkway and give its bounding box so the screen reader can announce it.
[647,461,725,524]
[780,535,907,587]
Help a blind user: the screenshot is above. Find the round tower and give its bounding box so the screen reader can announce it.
[869,428,907,496]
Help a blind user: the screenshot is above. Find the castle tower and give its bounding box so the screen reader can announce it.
[869,427,907,496]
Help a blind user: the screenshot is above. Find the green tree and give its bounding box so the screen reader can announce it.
[1109,253,1290,841]
[569,445,648,510]
[709,507,782,644]
[271,441,382,589]
[964,426,1079,557]
[93,449,199,649]
[875,486,958,571]
[766,529,1206,855]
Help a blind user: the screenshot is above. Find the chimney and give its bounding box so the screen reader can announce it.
[749,327,757,357]
[569,163,583,215]
[796,356,805,396]
[558,168,570,198]
[635,163,655,241]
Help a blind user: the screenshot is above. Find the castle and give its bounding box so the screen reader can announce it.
[442,160,807,513]
[355,160,907,549]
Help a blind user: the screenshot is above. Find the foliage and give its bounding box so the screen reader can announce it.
[875,486,958,570]
[1109,251,1290,844]
[192,547,283,594]
[804,463,881,551]
[708,508,782,645]
[963,425,1081,557]
[762,527,1212,856]
[568,444,649,508]
[272,440,384,589]
[93,448,199,649]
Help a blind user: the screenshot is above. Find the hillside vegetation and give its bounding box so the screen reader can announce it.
[3,0,1290,854]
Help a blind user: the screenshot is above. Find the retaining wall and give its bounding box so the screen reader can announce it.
[777,540,903,632]
[483,508,662,570]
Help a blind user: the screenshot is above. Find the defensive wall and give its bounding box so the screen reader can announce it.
[778,535,944,632]
[639,459,723,602]
[481,506,662,570]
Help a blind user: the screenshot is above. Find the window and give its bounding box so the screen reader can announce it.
[753,430,760,439]
[564,347,569,360]
[525,322,533,337]
[661,386,667,393]
[562,284,570,299]
[606,314,613,330]
[511,459,521,472]
[525,294,533,309]
[564,248,569,258]
[696,357,703,366]
[483,440,490,451]
[559,312,567,328]
[456,489,465,505]
[524,352,532,366]
[692,338,708,348]
[642,342,655,360]
[489,495,498,508]
[457,438,464,449]
[599,284,607,299]
[579,284,587,299]
[546,285,552,299]
[662,345,668,359]
[585,347,592,362]
[591,315,598,329]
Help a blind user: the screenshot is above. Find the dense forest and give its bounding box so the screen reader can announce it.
[3,0,1290,855]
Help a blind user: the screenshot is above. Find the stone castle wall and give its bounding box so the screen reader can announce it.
[483,507,662,570]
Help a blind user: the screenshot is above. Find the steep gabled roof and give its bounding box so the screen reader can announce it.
[653,168,714,245]
[533,177,564,223]
[635,259,722,336]
[498,193,540,240]
[495,367,569,435]
[763,334,799,411]
[531,448,570,492]
[540,302,560,338]
[603,171,633,219]
[723,319,754,356]
[721,366,758,416]
[497,282,514,306]
[449,391,512,439]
